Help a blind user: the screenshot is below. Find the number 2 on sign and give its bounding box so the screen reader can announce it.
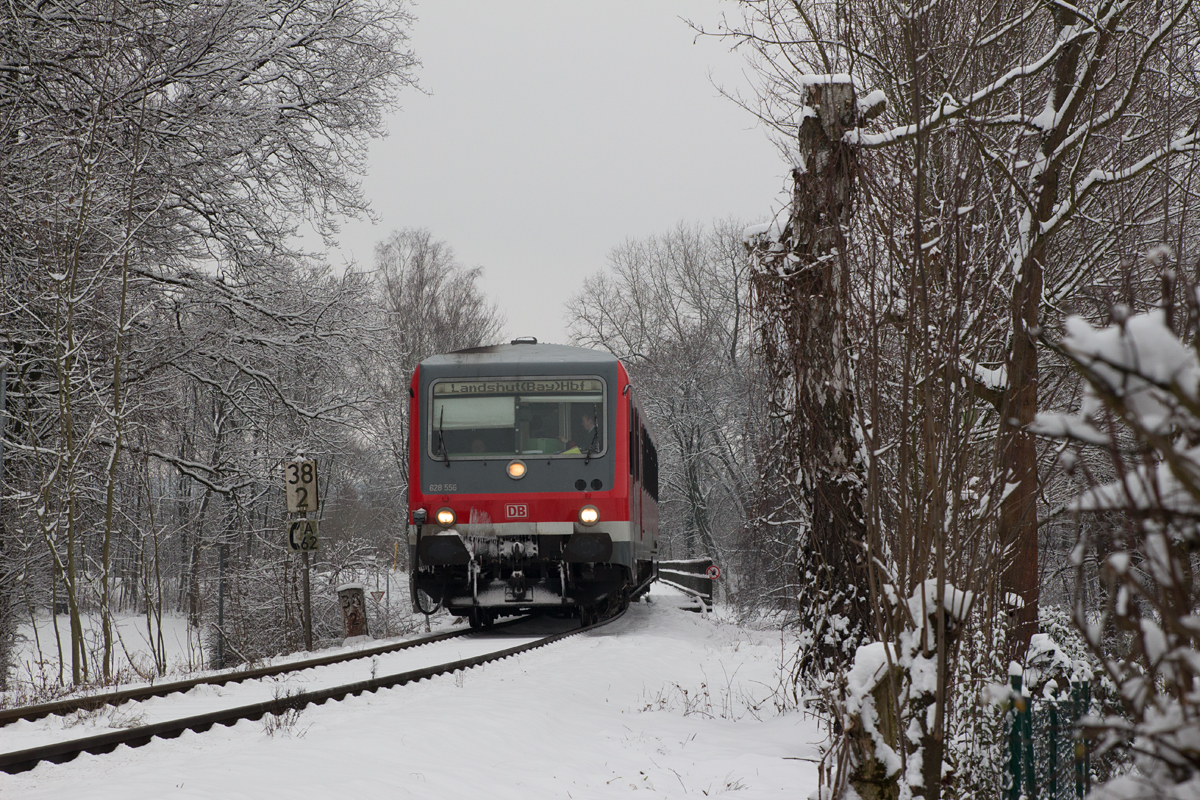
[285,459,318,513]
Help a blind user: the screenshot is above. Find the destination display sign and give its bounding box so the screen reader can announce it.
[434,378,603,395]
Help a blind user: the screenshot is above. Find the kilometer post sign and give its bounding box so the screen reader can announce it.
[285,459,319,552]
[285,459,319,513]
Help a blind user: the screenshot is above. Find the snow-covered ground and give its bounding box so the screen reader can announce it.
[12,612,204,694]
[9,569,417,696]
[0,631,551,753]
[2,584,824,798]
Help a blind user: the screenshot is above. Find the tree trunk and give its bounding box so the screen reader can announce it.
[998,2,1096,659]
[997,249,1041,658]
[750,80,872,675]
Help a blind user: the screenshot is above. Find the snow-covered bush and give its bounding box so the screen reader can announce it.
[833,580,976,799]
[941,607,1011,800]
[1033,297,1200,796]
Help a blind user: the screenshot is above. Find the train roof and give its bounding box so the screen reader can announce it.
[419,340,619,370]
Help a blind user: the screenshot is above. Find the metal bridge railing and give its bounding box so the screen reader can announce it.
[656,558,715,610]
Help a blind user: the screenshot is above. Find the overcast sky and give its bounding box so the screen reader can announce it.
[324,1,789,345]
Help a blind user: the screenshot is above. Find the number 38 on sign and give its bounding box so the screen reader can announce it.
[285,459,318,513]
[287,519,319,552]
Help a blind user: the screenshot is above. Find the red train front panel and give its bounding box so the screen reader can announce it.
[406,342,658,623]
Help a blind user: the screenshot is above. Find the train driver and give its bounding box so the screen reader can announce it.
[558,411,600,455]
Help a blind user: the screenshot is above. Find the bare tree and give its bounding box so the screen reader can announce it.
[727,0,1200,657]
[569,221,762,600]
[1,0,418,684]
[709,0,1200,796]
[1033,264,1200,798]
[746,77,879,674]
[365,227,505,495]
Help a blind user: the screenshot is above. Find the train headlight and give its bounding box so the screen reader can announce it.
[578,505,600,526]
[507,460,527,479]
[435,507,456,527]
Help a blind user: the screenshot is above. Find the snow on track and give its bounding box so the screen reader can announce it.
[1,594,823,799]
[0,631,546,753]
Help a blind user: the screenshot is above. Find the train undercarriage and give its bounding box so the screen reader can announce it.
[413,530,654,628]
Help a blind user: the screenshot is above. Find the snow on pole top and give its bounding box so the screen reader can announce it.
[795,73,853,86]
[336,582,364,593]
[906,578,974,624]
[844,641,900,712]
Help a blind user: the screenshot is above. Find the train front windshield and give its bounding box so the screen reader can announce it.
[429,377,607,459]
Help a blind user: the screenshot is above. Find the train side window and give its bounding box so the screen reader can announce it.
[650,436,658,501]
[651,441,658,500]
[642,429,659,502]
[639,426,646,495]
[632,409,640,482]
[628,404,635,477]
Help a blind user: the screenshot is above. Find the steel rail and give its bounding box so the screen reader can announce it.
[0,609,624,775]
[0,616,529,728]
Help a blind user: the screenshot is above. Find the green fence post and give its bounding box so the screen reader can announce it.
[1024,678,1037,800]
[1072,681,1085,800]
[1083,681,1091,796]
[1049,696,1058,800]
[1010,673,1023,800]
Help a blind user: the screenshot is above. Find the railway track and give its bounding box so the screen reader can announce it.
[0,616,526,729]
[0,609,624,775]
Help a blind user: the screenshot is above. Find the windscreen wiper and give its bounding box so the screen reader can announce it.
[438,407,450,467]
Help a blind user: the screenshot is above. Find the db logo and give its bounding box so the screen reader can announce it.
[505,503,528,519]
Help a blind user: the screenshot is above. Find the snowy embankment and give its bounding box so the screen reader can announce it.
[2,584,823,798]
[12,613,205,693]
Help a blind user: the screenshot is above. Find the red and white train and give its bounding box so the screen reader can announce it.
[407,338,659,626]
